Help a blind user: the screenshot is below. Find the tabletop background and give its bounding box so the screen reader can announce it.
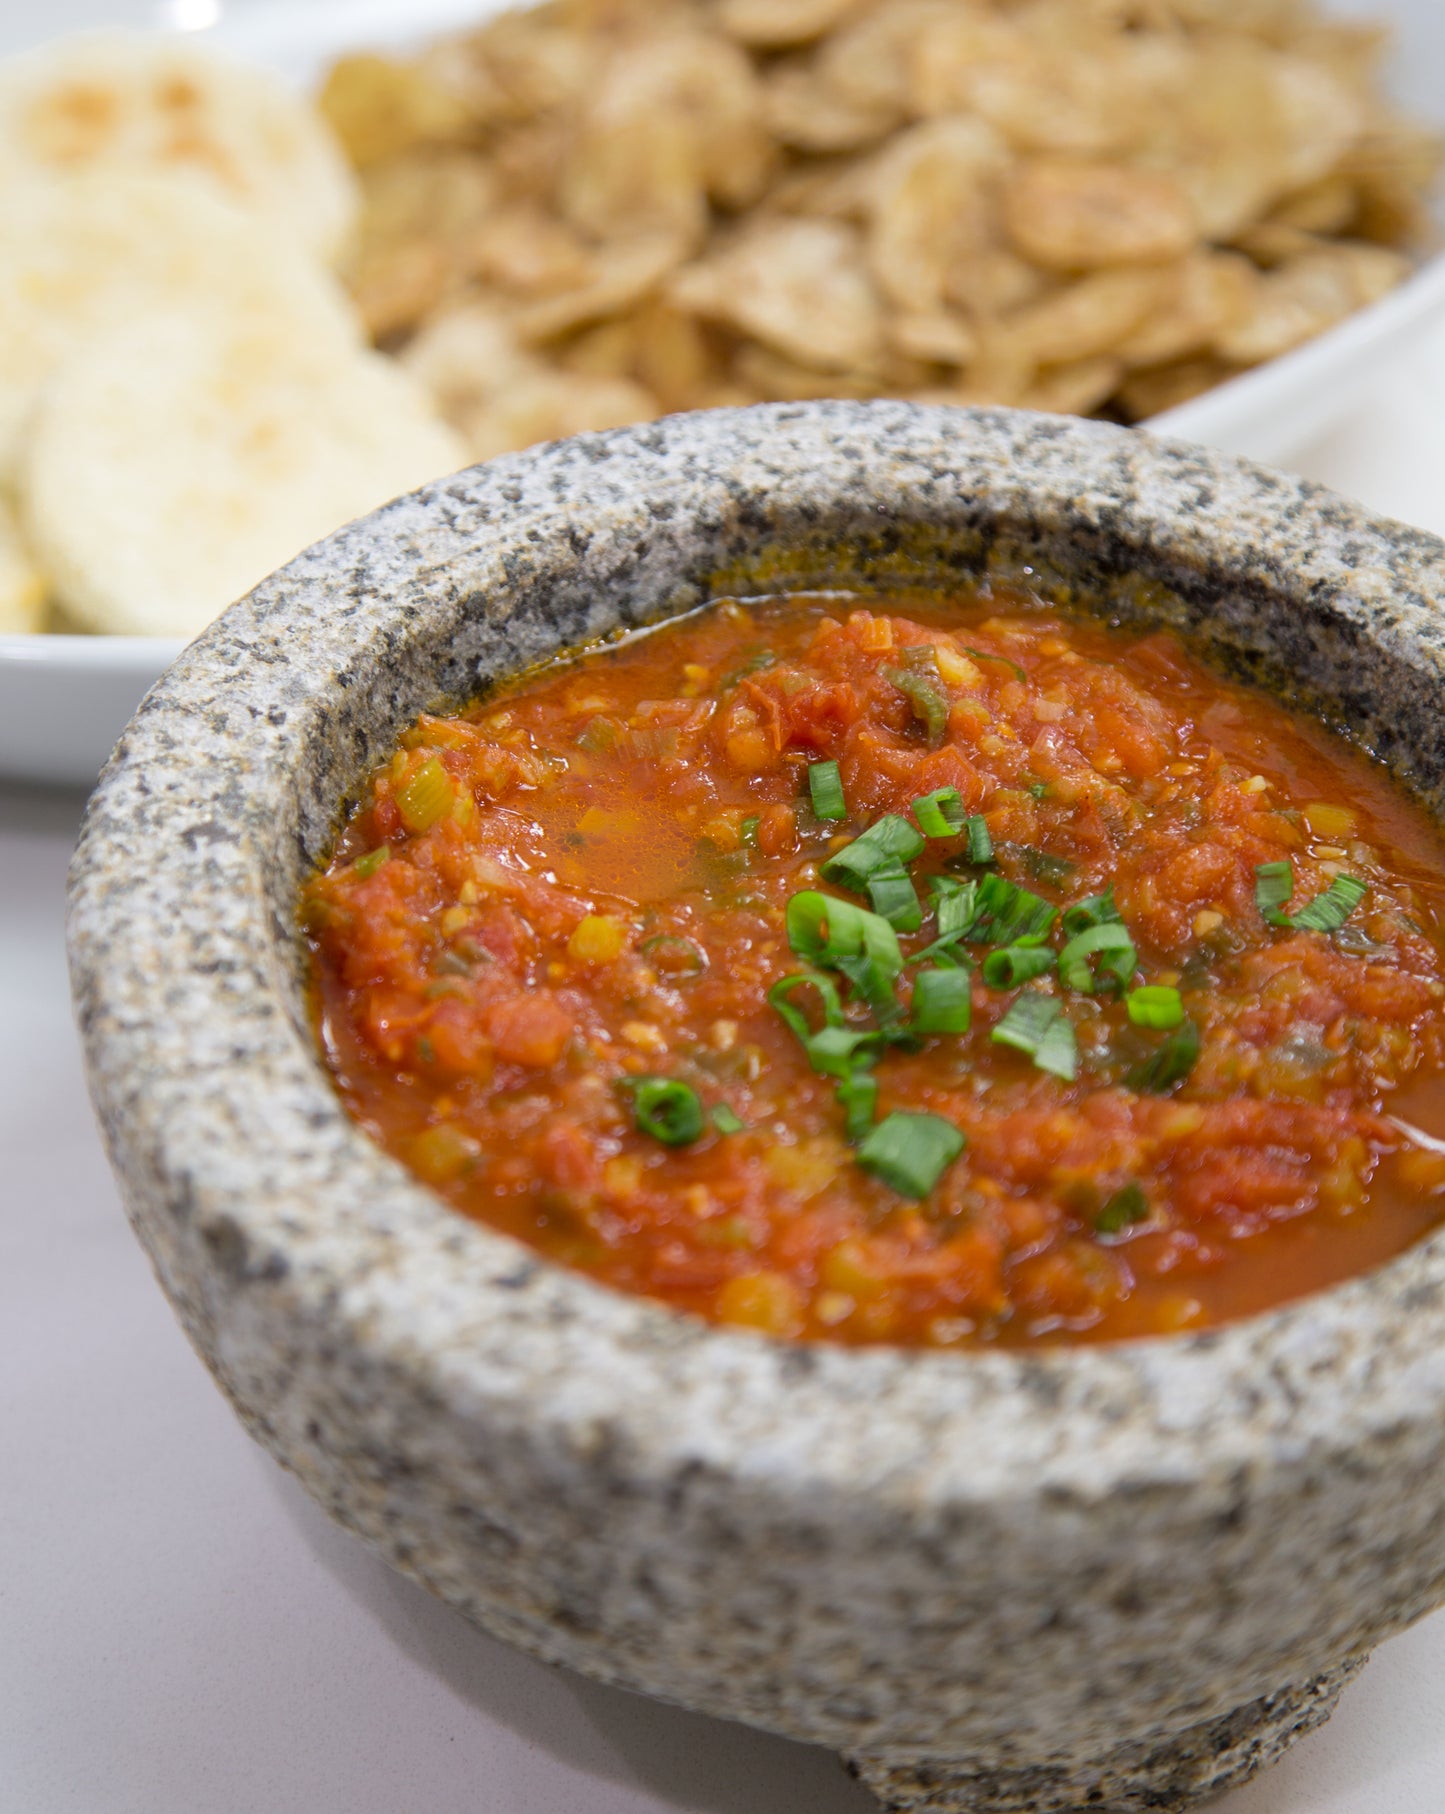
[8,0,1445,1809]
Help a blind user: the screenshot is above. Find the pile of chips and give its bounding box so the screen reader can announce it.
[321,0,1440,461]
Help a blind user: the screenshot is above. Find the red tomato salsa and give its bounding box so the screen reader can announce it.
[303,589,1445,1348]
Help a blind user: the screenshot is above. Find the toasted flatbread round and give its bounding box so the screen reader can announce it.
[0,171,361,485]
[0,31,357,261]
[0,495,47,633]
[22,305,466,640]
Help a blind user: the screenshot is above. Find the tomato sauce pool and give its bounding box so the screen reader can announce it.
[304,589,1445,1348]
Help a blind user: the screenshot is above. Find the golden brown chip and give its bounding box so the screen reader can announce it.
[515,233,688,344]
[1000,267,1174,367]
[1022,354,1125,418]
[1113,251,1258,368]
[715,0,862,50]
[320,0,1433,455]
[464,204,591,296]
[670,218,884,372]
[732,342,877,402]
[463,369,657,462]
[350,238,454,342]
[913,12,1166,155]
[944,247,1050,319]
[864,117,1007,314]
[400,299,534,430]
[1002,159,1197,270]
[558,54,708,246]
[763,60,897,155]
[629,299,719,412]
[1163,41,1366,240]
[1117,355,1239,421]
[1212,242,1411,365]
[318,54,474,168]
[887,309,978,367]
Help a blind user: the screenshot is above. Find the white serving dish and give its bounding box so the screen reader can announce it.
[2,0,1442,787]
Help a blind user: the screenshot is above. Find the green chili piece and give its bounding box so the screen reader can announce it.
[352,844,390,879]
[884,665,949,748]
[962,646,1027,683]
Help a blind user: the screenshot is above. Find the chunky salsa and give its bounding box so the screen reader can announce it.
[304,589,1445,1348]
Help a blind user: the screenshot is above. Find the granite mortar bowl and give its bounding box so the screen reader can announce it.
[67,403,1445,1814]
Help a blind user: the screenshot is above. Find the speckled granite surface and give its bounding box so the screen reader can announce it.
[66,404,1445,1811]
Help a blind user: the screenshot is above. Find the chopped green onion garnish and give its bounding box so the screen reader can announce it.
[1291,874,1370,933]
[1096,1182,1149,1235]
[1035,1014,1079,1081]
[808,759,847,821]
[1061,886,1122,937]
[912,787,967,839]
[353,844,390,879]
[962,646,1027,683]
[1126,985,1184,1030]
[711,1104,745,1135]
[822,814,926,891]
[786,891,904,976]
[884,664,949,748]
[991,993,1077,1080]
[1019,846,1075,887]
[806,1024,886,1077]
[910,966,973,1035]
[1255,860,1294,928]
[1058,921,1137,994]
[931,873,978,939]
[739,815,760,848]
[627,1077,704,1146]
[838,1071,879,1144]
[857,1112,966,1199]
[911,876,981,968]
[866,864,923,932]
[1124,1018,1200,1094]
[981,944,1055,988]
[964,815,994,865]
[967,871,1058,946]
[1254,860,1369,934]
[835,953,906,1032]
[769,974,885,1077]
[768,970,845,1040]
[1027,781,1050,801]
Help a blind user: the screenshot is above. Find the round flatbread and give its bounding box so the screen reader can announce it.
[0,494,46,634]
[0,171,362,485]
[22,303,467,640]
[0,31,357,262]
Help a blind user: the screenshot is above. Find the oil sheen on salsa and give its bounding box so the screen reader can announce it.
[304,589,1445,1348]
